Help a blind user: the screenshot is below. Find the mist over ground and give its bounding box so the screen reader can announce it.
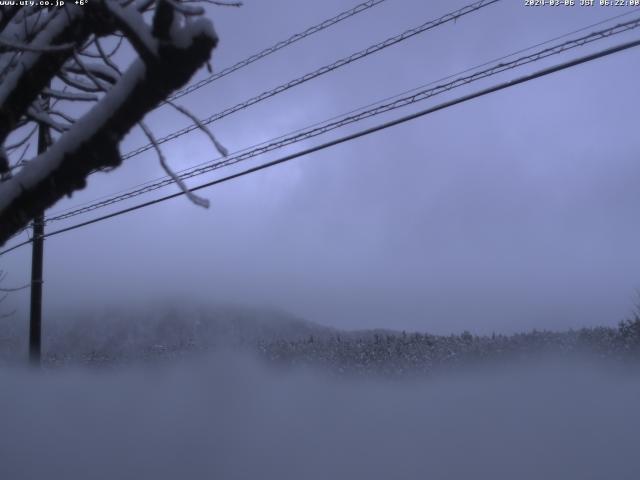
[1,351,639,480]
[1,304,639,479]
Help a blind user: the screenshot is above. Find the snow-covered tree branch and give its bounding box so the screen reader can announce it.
[0,1,223,245]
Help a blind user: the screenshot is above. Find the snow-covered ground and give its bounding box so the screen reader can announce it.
[1,352,639,480]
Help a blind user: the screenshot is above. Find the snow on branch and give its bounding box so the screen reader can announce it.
[0,1,219,245]
[166,1,205,16]
[106,1,158,62]
[63,59,120,85]
[26,106,69,133]
[166,99,228,157]
[42,87,98,102]
[0,5,88,149]
[140,120,210,208]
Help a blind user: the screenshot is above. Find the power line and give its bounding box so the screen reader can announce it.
[168,0,390,101]
[45,16,640,224]
[1,2,390,244]
[0,238,30,256]
[0,36,634,257]
[48,8,640,220]
[49,16,640,221]
[121,0,500,160]
[74,0,390,178]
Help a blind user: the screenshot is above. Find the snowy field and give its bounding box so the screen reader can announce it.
[1,353,639,480]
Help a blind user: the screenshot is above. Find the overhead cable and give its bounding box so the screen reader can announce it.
[45,17,640,224]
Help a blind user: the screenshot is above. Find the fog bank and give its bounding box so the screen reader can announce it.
[1,354,638,480]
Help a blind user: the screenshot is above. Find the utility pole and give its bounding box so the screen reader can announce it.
[29,113,49,366]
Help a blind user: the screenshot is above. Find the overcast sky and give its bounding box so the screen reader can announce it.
[3,0,640,334]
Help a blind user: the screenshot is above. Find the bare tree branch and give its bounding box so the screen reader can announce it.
[42,87,98,102]
[0,35,75,53]
[165,99,227,157]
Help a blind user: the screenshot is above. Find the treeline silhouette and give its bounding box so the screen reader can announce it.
[259,317,640,376]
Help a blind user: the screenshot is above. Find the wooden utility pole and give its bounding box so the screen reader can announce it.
[29,119,48,366]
